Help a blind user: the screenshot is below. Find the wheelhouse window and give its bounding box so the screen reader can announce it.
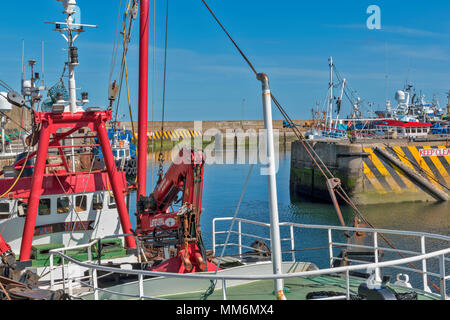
[0,202,10,219]
[38,199,51,216]
[75,195,87,212]
[92,193,104,210]
[57,197,70,214]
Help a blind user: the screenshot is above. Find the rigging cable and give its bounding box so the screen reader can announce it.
[151,0,157,190]
[199,0,441,293]
[201,164,254,300]
[157,0,169,184]
[112,0,136,127]
[121,0,138,148]
[0,80,13,92]
[108,0,124,88]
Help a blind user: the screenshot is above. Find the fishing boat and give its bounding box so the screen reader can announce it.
[379,86,445,123]
[373,119,432,139]
[0,0,140,299]
[1,0,449,301]
[304,57,383,141]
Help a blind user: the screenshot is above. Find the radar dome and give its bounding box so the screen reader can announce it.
[395,90,406,102]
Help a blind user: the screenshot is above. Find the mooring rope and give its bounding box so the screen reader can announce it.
[201,164,254,300]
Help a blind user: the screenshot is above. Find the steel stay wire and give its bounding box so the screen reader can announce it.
[199,0,442,293]
[157,0,169,183]
[201,164,254,300]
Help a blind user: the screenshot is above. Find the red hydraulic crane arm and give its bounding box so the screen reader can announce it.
[137,148,205,235]
[136,148,210,273]
[152,149,204,215]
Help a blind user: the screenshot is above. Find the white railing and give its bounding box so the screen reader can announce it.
[47,218,450,301]
[48,234,139,300]
[213,217,450,299]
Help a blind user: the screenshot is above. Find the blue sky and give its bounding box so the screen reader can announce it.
[0,0,449,122]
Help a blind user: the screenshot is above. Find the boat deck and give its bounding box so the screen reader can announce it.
[161,275,437,300]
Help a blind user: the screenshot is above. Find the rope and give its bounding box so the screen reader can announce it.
[121,5,137,153]
[108,0,124,87]
[201,0,257,75]
[0,135,36,199]
[157,0,169,183]
[113,0,136,125]
[105,173,115,199]
[0,79,13,91]
[201,164,254,300]
[0,281,11,300]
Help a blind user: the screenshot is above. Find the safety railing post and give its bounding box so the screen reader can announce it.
[212,219,216,256]
[420,236,431,292]
[68,260,73,296]
[88,246,93,289]
[93,268,99,300]
[222,279,227,300]
[49,253,54,290]
[439,254,447,300]
[346,270,350,300]
[238,220,242,257]
[139,274,144,300]
[135,235,144,300]
[290,225,295,262]
[328,229,333,268]
[373,232,381,282]
[62,257,66,292]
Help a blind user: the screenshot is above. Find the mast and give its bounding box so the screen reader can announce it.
[447,91,450,116]
[137,0,149,202]
[328,56,333,130]
[41,41,45,89]
[19,1,138,261]
[257,73,286,300]
[336,78,346,125]
[65,1,78,113]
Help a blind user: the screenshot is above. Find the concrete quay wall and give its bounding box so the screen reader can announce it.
[290,139,450,205]
[117,120,308,134]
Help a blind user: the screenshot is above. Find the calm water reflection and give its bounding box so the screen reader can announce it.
[128,149,449,292]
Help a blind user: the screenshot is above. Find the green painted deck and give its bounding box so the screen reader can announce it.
[161,275,438,300]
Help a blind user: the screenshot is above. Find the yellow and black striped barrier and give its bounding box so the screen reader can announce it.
[133,130,203,141]
[362,145,450,195]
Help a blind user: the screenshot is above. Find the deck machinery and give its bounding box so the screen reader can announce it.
[135,148,216,273]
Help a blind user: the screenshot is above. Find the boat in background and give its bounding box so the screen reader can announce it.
[373,119,432,139]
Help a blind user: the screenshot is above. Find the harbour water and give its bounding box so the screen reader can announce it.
[129,148,449,291]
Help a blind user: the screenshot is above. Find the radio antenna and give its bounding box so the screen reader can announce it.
[41,40,45,85]
[21,39,25,81]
